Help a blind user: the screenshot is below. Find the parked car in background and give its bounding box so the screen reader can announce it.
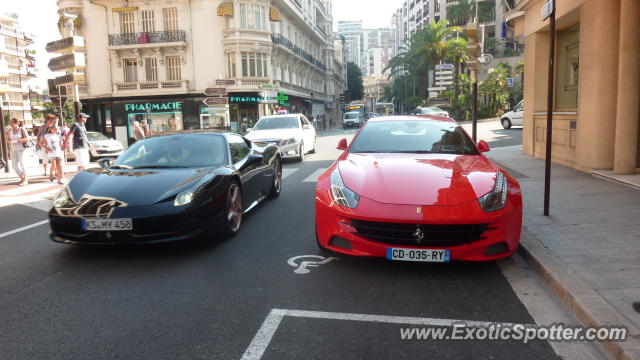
[500,100,524,129]
[67,131,124,161]
[343,111,366,129]
[245,114,316,162]
[414,107,450,118]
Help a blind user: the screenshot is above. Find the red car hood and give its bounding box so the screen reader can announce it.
[338,153,498,206]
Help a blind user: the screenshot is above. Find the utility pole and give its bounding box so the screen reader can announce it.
[542,0,555,216]
[465,22,480,142]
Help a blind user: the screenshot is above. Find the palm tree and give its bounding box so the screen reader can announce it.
[444,37,469,118]
[413,20,461,91]
[447,0,475,25]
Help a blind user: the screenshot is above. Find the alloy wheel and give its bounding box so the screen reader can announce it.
[227,183,243,233]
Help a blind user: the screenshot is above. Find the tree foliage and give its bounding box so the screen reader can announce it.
[346,62,364,101]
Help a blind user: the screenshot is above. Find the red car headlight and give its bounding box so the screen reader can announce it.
[330,168,360,209]
[478,171,508,212]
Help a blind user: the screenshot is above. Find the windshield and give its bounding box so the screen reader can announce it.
[113,134,228,168]
[417,107,444,115]
[349,121,479,155]
[87,132,110,141]
[344,112,360,120]
[254,116,299,130]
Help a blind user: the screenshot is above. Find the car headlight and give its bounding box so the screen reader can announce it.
[330,168,360,208]
[279,138,296,146]
[52,186,74,208]
[478,171,508,212]
[174,190,194,207]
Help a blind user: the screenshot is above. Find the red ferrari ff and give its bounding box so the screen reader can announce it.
[315,116,522,262]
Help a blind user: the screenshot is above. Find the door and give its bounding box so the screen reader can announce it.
[228,134,263,207]
[300,116,316,152]
[512,101,524,126]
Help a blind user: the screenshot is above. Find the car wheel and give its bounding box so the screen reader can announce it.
[309,137,317,154]
[296,142,304,162]
[222,181,243,237]
[269,157,282,199]
[501,118,512,129]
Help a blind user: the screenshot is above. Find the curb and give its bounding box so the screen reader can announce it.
[518,232,640,360]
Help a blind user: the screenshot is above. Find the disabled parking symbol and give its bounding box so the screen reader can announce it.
[287,255,339,275]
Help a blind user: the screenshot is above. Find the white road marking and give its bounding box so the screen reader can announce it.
[287,255,339,274]
[241,308,531,360]
[0,220,49,239]
[0,182,56,196]
[282,168,298,180]
[302,168,326,183]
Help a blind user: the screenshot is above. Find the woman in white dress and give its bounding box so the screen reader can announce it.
[6,118,30,185]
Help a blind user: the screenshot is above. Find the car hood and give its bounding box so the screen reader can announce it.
[245,129,301,141]
[68,167,217,207]
[337,153,498,206]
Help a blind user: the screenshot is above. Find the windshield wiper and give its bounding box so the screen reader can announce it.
[130,165,188,169]
[109,165,133,169]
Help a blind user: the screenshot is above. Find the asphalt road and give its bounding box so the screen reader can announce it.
[0,124,562,360]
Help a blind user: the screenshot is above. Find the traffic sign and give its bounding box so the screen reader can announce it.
[541,0,553,20]
[203,97,228,105]
[428,87,446,91]
[435,64,454,71]
[435,81,453,86]
[435,70,453,75]
[507,78,514,87]
[203,87,227,96]
[435,75,454,80]
[259,84,278,89]
[429,92,439,98]
[215,79,236,86]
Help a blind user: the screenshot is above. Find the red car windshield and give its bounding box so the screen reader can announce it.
[349,121,479,155]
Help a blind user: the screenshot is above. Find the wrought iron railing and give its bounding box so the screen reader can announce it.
[108,30,186,46]
[271,34,327,72]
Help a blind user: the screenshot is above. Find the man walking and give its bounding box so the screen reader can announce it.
[66,113,94,172]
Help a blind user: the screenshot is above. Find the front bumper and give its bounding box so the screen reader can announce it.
[49,200,225,245]
[315,187,522,261]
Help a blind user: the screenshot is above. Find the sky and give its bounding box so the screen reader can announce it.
[3,0,62,89]
[332,0,404,29]
[2,0,404,90]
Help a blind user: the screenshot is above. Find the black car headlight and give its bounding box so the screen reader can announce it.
[174,190,194,207]
[52,186,75,209]
[478,171,508,212]
[278,138,296,146]
[330,168,360,209]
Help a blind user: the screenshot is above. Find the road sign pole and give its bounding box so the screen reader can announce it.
[543,0,555,216]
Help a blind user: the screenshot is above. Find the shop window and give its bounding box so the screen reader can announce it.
[228,134,250,163]
[141,10,155,33]
[123,58,138,83]
[145,57,158,82]
[555,23,580,110]
[120,12,135,34]
[166,56,181,81]
[163,8,179,31]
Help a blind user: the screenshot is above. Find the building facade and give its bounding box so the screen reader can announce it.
[0,15,37,129]
[507,0,640,175]
[53,0,343,146]
[336,20,362,66]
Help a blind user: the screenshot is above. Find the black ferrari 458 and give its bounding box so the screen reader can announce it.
[49,132,282,244]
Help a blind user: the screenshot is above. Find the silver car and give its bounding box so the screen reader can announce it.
[500,100,524,129]
[245,114,317,162]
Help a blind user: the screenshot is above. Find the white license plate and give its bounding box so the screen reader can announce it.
[81,218,132,231]
[386,248,450,262]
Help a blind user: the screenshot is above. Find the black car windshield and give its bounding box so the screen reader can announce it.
[349,120,479,155]
[113,134,228,168]
[254,117,299,130]
[86,132,110,141]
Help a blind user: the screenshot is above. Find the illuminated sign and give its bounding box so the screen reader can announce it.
[125,102,182,112]
[277,92,289,106]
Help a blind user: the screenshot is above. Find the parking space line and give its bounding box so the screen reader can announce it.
[0,220,49,239]
[302,168,326,183]
[242,308,531,360]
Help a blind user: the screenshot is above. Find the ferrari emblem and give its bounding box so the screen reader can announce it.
[413,227,424,244]
[417,207,422,214]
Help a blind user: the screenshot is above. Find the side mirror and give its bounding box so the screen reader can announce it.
[247,153,263,165]
[477,140,490,153]
[97,158,112,169]
[337,138,348,151]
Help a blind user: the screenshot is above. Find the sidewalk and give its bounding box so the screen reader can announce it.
[487,145,640,359]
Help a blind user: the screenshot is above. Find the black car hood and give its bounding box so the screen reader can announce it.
[68,167,219,206]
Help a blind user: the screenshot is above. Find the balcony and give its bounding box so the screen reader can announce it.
[271,34,327,72]
[108,30,186,47]
[113,80,189,94]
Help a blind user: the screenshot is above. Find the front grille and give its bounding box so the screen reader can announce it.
[350,220,489,247]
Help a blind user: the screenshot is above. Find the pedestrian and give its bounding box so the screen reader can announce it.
[131,119,145,142]
[36,114,55,176]
[6,118,31,185]
[44,125,65,184]
[66,113,94,172]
